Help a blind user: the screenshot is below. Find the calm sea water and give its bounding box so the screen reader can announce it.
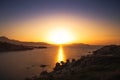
[0,46,99,80]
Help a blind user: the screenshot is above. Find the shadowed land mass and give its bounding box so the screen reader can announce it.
[0,36,48,52]
[28,45,120,80]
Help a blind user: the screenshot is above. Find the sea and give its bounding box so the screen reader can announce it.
[0,45,100,80]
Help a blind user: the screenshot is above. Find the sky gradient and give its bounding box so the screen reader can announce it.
[0,0,120,44]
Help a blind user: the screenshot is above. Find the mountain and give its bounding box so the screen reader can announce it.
[63,43,101,50]
[0,36,49,46]
[0,36,98,47]
[0,42,34,52]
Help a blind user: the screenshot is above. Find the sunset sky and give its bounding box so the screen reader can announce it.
[0,0,120,44]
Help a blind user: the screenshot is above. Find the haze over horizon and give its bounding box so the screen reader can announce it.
[0,0,120,45]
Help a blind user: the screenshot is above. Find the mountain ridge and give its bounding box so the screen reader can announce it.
[0,36,49,46]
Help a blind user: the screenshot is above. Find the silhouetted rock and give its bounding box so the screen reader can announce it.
[40,71,48,75]
[93,45,120,56]
[54,62,61,71]
[34,45,120,80]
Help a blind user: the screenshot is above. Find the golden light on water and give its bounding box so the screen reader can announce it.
[57,46,66,62]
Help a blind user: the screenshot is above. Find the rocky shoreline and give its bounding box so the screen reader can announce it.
[27,45,120,80]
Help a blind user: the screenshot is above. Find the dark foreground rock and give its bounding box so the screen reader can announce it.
[30,45,120,80]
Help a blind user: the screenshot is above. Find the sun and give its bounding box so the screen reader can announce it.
[49,29,72,44]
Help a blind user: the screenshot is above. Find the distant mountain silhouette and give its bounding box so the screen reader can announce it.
[0,36,49,46]
[64,43,101,49]
[0,42,34,52]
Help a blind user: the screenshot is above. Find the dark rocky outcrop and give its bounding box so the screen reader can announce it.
[31,45,120,80]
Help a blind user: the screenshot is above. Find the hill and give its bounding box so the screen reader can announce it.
[0,36,49,46]
[0,42,34,52]
[31,45,120,80]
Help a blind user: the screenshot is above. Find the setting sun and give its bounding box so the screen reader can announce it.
[49,29,73,44]
[0,0,120,80]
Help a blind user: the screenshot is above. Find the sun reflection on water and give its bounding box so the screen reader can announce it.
[57,45,66,62]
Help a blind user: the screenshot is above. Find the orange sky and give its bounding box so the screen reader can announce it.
[0,13,120,45]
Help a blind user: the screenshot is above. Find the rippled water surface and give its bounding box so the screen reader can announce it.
[0,46,99,80]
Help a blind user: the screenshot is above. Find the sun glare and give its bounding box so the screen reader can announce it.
[49,29,72,44]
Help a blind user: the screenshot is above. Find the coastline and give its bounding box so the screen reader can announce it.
[28,45,120,80]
